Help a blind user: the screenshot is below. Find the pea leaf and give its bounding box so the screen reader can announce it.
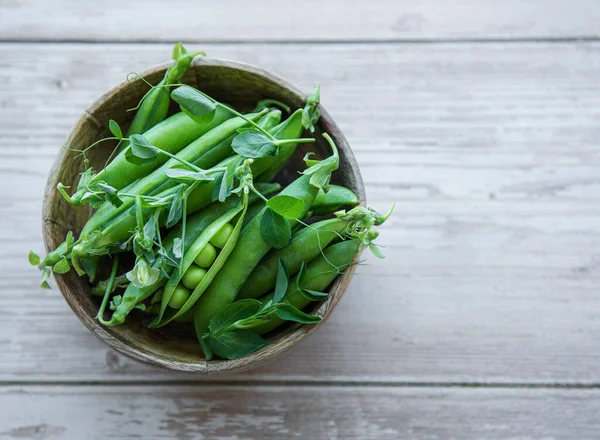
[166,187,185,228]
[64,231,74,250]
[125,134,159,165]
[171,85,216,121]
[134,303,147,312]
[110,295,123,311]
[172,238,183,259]
[273,260,289,303]
[267,195,305,220]
[275,303,321,324]
[232,131,277,158]
[204,330,267,360]
[300,288,329,301]
[171,42,187,60]
[97,183,123,208]
[109,119,123,140]
[40,266,52,289]
[126,258,160,288]
[143,217,157,241]
[302,84,321,133]
[297,261,307,287]
[260,209,291,249]
[369,243,385,259]
[165,167,213,182]
[28,251,40,266]
[53,258,70,274]
[208,299,262,333]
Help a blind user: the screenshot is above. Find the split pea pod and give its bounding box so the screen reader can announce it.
[252,239,361,335]
[98,191,251,326]
[150,191,250,328]
[193,173,326,337]
[237,217,348,300]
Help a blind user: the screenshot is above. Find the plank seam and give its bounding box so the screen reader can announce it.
[0,37,600,45]
[3,380,600,389]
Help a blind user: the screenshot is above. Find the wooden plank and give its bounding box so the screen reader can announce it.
[1,42,600,382]
[1,385,599,439]
[2,0,600,42]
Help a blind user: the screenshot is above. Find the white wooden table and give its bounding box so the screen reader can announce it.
[2,1,600,438]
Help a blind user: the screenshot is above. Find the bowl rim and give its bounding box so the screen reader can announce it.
[43,57,366,374]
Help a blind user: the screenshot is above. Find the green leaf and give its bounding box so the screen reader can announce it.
[110,295,123,311]
[134,303,147,312]
[126,258,160,288]
[369,243,385,259]
[97,183,123,208]
[109,119,123,140]
[300,288,329,301]
[273,260,289,303]
[218,160,238,202]
[40,267,51,289]
[164,167,213,182]
[53,258,70,274]
[129,134,159,159]
[166,188,184,228]
[208,299,262,334]
[172,238,183,259]
[297,261,307,287]
[205,330,267,360]
[143,217,157,241]
[200,336,214,360]
[171,85,216,120]
[275,303,321,324]
[267,195,305,220]
[232,131,277,159]
[64,231,74,250]
[123,135,158,166]
[260,209,291,249]
[302,85,321,133]
[28,251,40,266]
[171,42,187,60]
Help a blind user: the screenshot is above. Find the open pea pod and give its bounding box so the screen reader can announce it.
[150,192,249,328]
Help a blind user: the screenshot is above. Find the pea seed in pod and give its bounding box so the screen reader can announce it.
[182,265,207,290]
[210,223,233,249]
[168,284,191,310]
[194,243,217,268]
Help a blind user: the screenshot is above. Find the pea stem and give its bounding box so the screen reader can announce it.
[96,255,120,325]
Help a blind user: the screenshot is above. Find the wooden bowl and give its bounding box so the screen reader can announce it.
[43,57,365,374]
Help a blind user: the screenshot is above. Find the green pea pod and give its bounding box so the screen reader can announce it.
[311,185,359,216]
[125,44,205,143]
[237,217,348,300]
[65,107,232,205]
[151,192,249,328]
[252,239,361,335]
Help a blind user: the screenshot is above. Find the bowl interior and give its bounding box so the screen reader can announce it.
[43,58,365,373]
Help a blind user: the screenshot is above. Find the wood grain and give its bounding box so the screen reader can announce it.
[1,0,600,42]
[1,43,600,382]
[1,385,599,439]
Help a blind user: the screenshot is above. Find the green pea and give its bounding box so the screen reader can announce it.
[210,223,234,249]
[182,265,207,290]
[168,284,191,309]
[194,243,217,268]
